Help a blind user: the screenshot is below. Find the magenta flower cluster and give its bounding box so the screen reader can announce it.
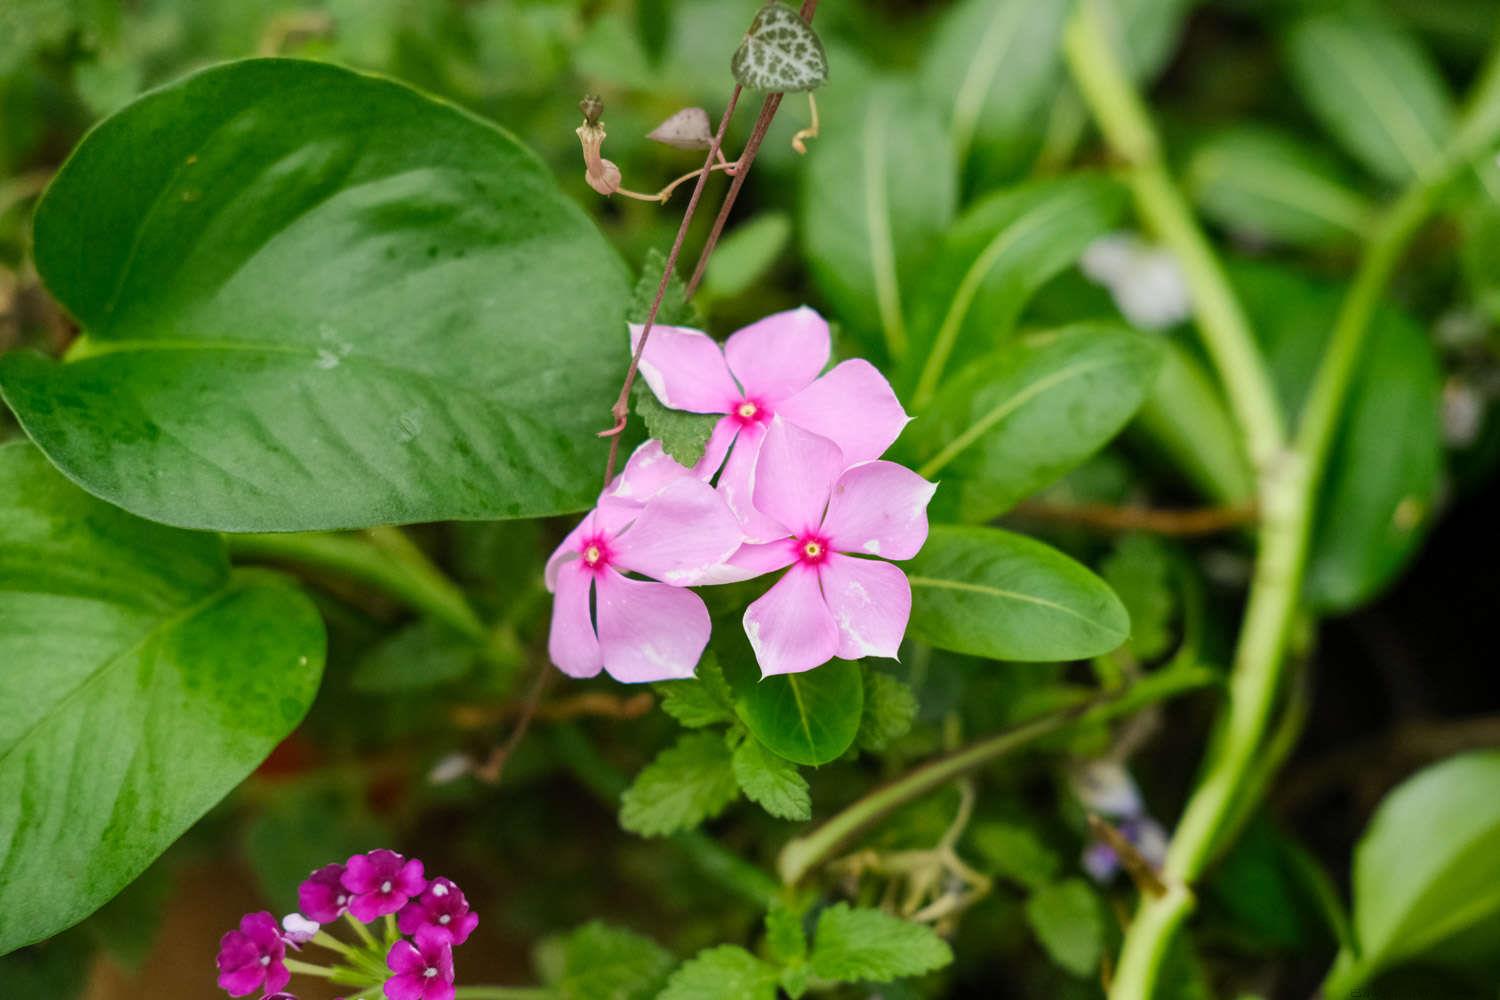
[215,849,477,1000]
[546,307,935,681]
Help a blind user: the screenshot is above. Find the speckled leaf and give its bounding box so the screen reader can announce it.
[0,441,325,954]
[731,3,828,93]
[0,58,629,531]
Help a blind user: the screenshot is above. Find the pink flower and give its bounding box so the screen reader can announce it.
[545,478,741,682]
[281,912,319,946]
[397,877,479,946]
[216,911,290,998]
[737,419,935,675]
[631,307,909,540]
[385,926,456,1000]
[342,850,428,923]
[297,863,350,923]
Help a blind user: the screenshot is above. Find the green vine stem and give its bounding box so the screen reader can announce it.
[1063,2,1500,995]
[226,527,487,641]
[776,664,1218,886]
[452,988,553,999]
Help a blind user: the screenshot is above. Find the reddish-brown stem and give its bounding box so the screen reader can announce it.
[598,87,744,484]
[1011,499,1257,536]
[682,0,820,300]
[474,664,555,784]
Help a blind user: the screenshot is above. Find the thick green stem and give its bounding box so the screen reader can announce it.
[777,665,1218,885]
[1063,0,1286,474]
[227,527,486,640]
[453,989,553,999]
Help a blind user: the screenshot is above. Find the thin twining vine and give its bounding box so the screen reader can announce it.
[594,0,821,486]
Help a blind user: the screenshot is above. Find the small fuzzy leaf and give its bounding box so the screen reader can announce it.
[619,732,739,837]
[809,903,954,983]
[732,738,812,821]
[648,107,714,149]
[629,247,703,328]
[765,902,807,964]
[633,381,719,467]
[856,669,918,752]
[660,945,779,1000]
[970,821,1062,891]
[656,654,736,728]
[1025,879,1106,978]
[731,3,828,93]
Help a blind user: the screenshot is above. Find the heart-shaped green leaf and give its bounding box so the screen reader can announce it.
[0,58,629,532]
[0,441,325,954]
[905,525,1129,661]
[731,3,828,93]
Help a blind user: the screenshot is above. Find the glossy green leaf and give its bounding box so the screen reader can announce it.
[719,631,864,766]
[903,325,1163,523]
[619,731,740,837]
[809,903,954,982]
[1109,0,1196,82]
[702,212,792,301]
[1336,752,1500,987]
[919,0,1068,181]
[800,79,956,363]
[732,736,812,821]
[537,921,676,1000]
[1461,198,1500,323]
[902,175,1128,403]
[905,525,1130,661]
[1025,879,1105,978]
[1233,261,1442,610]
[1284,12,1454,183]
[970,820,1061,891]
[0,58,629,531]
[350,618,477,693]
[1187,125,1374,245]
[1129,338,1253,504]
[0,441,325,954]
[730,3,828,93]
[661,945,779,1000]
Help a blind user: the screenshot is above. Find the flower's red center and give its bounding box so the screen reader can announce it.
[730,396,770,427]
[795,533,830,566]
[579,534,613,573]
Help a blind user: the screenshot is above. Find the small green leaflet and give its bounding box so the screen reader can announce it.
[1025,879,1106,977]
[535,921,675,1000]
[808,903,953,982]
[856,668,918,752]
[732,737,812,821]
[619,731,739,837]
[731,3,829,93]
[655,654,736,728]
[661,945,780,1000]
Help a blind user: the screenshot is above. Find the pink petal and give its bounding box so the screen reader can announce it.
[595,570,711,682]
[217,964,264,997]
[743,564,841,676]
[425,984,456,1000]
[751,419,843,537]
[606,440,696,505]
[387,940,426,976]
[547,567,602,678]
[631,323,739,413]
[264,963,291,995]
[821,461,936,560]
[385,973,424,1000]
[778,359,910,463]
[695,539,798,585]
[820,554,911,660]
[544,511,594,592]
[715,422,787,543]
[611,478,743,585]
[395,859,428,897]
[723,306,830,402]
[340,854,380,894]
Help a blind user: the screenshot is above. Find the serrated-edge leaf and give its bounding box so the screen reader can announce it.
[856,669,918,752]
[619,731,739,837]
[809,903,953,982]
[660,945,779,1000]
[732,737,812,821]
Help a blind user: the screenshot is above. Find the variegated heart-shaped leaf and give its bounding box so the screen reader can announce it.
[731,3,828,93]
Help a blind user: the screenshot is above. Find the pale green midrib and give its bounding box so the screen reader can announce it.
[907,574,1123,637]
[1312,23,1446,177]
[914,187,1101,407]
[786,673,820,757]
[951,0,1029,162]
[917,354,1122,478]
[1362,820,1500,969]
[1191,151,1371,233]
[0,577,242,769]
[864,102,907,359]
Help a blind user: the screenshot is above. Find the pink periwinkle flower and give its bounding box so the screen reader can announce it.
[545,478,741,682]
[629,307,909,540]
[385,926,456,1000]
[298,862,351,923]
[216,911,290,998]
[735,418,935,675]
[342,850,428,923]
[397,877,479,946]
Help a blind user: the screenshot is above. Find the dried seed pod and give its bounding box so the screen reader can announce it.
[647,107,714,149]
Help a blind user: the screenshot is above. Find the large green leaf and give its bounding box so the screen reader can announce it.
[919,0,1069,184]
[905,525,1129,661]
[1187,125,1375,246]
[1233,261,1442,610]
[719,630,864,766]
[902,325,1163,523]
[0,58,629,531]
[0,441,325,954]
[1330,752,1500,990]
[800,78,956,364]
[1284,12,1454,184]
[902,175,1127,404]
